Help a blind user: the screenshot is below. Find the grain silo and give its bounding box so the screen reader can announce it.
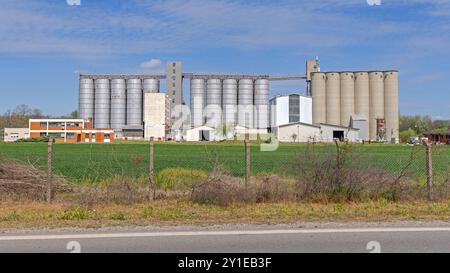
[94,79,110,128]
[326,72,341,126]
[340,72,355,126]
[126,79,143,126]
[384,71,399,142]
[238,79,254,128]
[254,79,269,129]
[79,78,94,120]
[354,72,370,138]
[369,71,385,140]
[110,79,126,132]
[190,79,205,128]
[311,72,326,125]
[206,79,222,128]
[143,79,160,93]
[222,79,238,126]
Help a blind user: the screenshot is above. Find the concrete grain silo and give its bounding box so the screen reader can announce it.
[354,72,370,138]
[340,72,355,126]
[254,79,269,129]
[238,79,254,128]
[222,79,238,126]
[94,79,110,128]
[369,71,385,140]
[326,72,341,126]
[206,79,222,128]
[126,79,143,126]
[79,78,94,121]
[190,79,205,128]
[311,72,326,125]
[110,79,126,133]
[384,71,399,142]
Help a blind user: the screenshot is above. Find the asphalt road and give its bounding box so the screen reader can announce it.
[2,223,450,253]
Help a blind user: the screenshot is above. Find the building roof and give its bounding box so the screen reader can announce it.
[278,122,320,129]
[319,123,360,130]
[269,93,311,102]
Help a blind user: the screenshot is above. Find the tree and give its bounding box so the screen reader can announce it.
[291,133,298,142]
[400,128,417,143]
[70,110,78,119]
[214,123,234,141]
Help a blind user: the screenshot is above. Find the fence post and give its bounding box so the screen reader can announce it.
[334,139,341,169]
[422,139,433,201]
[46,138,53,204]
[149,138,155,200]
[244,140,250,191]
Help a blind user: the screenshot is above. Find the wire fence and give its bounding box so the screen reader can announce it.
[0,140,449,202]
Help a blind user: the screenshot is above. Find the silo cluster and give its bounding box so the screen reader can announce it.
[189,77,270,129]
[310,70,399,141]
[79,77,160,133]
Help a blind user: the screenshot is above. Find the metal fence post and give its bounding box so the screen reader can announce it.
[149,138,155,200]
[245,140,250,191]
[46,138,53,203]
[422,139,433,201]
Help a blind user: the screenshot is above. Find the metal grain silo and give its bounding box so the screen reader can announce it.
[369,71,385,140]
[206,79,222,128]
[126,79,143,126]
[384,71,399,142]
[311,72,326,125]
[326,72,341,126]
[110,79,126,132]
[238,79,254,128]
[94,79,110,128]
[143,79,160,93]
[254,79,269,129]
[190,79,205,128]
[354,72,370,139]
[340,72,355,126]
[222,79,238,126]
[79,78,94,120]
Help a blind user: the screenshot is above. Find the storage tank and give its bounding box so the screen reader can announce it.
[79,78,94,120]
[354,72,370,139]
[126,79,143,126]
[326,72,341,126]
[143,79,160,93]
[311,72,326,125]
[340,72,355,126]
[110,79,126,132]
[94,79,110,128]
[238,79,254,128]
[190,79,205,128]
[384,71,399,142]
[222,79,238,126]
[206,79,222,128]
[254,79,269,129]
[369,71,385,140]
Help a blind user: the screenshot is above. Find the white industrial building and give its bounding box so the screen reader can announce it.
[275,122,359,143]
[270,94,312,127]
[143,93,170,140]
[3,128,29,142]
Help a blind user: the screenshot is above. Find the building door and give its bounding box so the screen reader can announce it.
[333,130,344,141]
[200,130,210,141]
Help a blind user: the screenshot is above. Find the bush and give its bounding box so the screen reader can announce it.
[59,206,91,220]
[156,167,207,191]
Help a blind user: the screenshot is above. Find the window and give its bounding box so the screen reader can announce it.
[172,99,175,103]
[172,62,176,67]
[173,90,176,95]
[104,134,110,140]
[172,69,176,73]
[40,122,47,127]
[289,95,300,123]
[172,76,176,80]
[172,82,176,87]
[66,133,74,139]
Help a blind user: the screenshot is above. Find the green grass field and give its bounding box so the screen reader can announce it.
[0,141,448,182]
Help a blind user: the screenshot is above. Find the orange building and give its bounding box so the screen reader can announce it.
[29,119,114,143]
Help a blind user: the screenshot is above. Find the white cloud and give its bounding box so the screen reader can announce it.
[139,59,162,70]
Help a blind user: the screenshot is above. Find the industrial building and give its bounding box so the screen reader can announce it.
[78,59,399,143]
[275,122,359,143]
[3,128,29,142]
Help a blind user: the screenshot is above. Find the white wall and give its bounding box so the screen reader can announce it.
[277,124,321,143]
[4,128,29,142]
[144,93,167,140]
[300,96,312,124]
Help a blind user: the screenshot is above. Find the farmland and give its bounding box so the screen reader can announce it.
[0,141,448,182]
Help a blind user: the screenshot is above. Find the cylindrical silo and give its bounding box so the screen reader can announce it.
[126,79,143,126]
[110,79,126,132]
[94,79,110,128]
[340,72,355,126]
[79,78,94,120]
[369,71,385,140]
[354,72,370,140]
[254,79,269,129]
[206,79,222,128]
[384,71,399,143]
[190,79,205,128]
[311,72,326,125]
[238,79,254,128]
[222,79,238,126]
[326,72,341,126]
[143,79,160,93]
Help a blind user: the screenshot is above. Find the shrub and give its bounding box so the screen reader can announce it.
[156,167,207,191]
[109,212,126,220]
[59,206,90,220]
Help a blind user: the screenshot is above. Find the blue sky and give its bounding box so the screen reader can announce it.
[0,0,449,119]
